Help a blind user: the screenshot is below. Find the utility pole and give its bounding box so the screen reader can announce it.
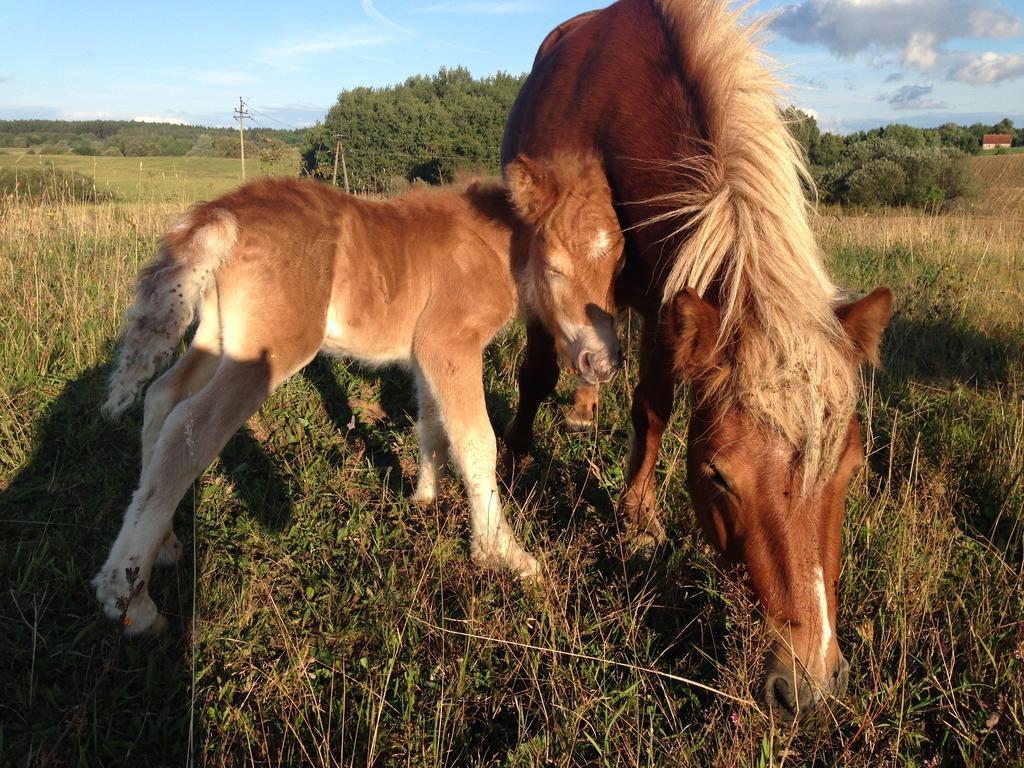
[332,133,350,193]
[234,97,253,182]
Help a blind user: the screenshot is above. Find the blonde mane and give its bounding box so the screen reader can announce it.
[650,0,857,477]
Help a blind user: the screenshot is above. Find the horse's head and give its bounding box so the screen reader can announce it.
[667,285,893,722]
[506,153,623,385]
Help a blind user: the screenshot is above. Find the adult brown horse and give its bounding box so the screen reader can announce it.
[501,0,893,721]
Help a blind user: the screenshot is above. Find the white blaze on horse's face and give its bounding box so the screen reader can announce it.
[505,153,624,385]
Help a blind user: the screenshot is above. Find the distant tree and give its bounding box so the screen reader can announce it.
[782,106,819,160]
[817,138,970,209]
[938,123,980,154]
[992,117,1014,135]
[303,67,526,193]
[811,132,845,167]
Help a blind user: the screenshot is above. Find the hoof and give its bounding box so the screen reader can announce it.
[497,443,532,480]
[411,486,437,505]
[155,532,183,567]
[472,544,542,583]
[616,496,667,557]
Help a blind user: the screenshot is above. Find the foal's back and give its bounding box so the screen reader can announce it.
[192,177,522,367]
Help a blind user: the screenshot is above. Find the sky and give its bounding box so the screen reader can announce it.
[1,0,1022,134]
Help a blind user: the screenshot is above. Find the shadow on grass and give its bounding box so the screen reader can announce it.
[0,359,334,764]
[1,364,193,764]
[881,312,1023,390]
[300,356,414,497]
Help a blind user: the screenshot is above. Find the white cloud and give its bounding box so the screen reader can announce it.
[948,52,1024,84]
[772,0,1022,80]
[415,1,542,13]
[361,0,407,31]
[258,28,400,71]
[133,116,189,125]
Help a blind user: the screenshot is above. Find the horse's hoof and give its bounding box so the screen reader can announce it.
[155,532,183,567]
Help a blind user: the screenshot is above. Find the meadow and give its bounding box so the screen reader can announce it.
[1,154,1021,766]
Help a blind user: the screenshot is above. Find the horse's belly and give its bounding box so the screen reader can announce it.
[320,302,414,366]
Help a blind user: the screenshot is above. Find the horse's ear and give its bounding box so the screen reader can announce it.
[835,287,893,366]
[505,154,554,223]
[666,288,721,377]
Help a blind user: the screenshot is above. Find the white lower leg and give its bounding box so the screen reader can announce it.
[92,482,179,634]
[412,373,448,503]
[466,478,540,579]
[413,415,448,503]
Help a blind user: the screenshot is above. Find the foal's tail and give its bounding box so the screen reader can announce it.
[101,206,239,421]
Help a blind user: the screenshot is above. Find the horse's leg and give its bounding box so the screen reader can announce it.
[503,318,560,459]
[93,357,277,633]
[140,344,221,566]
[618,317,676,549]
[411,367,449,504]
[563,380,599,432]
[419,348,540,579]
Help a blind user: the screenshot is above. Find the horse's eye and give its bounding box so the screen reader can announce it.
[543,265,565,278]
[707,463,734,494]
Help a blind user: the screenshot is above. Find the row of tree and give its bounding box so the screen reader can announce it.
[5,76,1017,209]
[784,111,1019,208]
[0,119,305,158]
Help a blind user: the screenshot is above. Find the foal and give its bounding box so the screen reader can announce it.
[95,156,624,634]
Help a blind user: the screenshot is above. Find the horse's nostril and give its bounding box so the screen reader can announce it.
[772,675,798,717]
[579,351,594,376]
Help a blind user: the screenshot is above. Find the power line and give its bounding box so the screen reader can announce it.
[245,106,303,132]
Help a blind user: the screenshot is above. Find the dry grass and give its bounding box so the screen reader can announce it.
[1,185,1022,766]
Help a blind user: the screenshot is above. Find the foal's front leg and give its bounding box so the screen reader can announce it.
[418,350,540,580]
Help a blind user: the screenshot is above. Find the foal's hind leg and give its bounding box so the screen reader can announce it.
[140,345,222,565]
[93,357,275,634]
[418,349,540,580]
[412,369,449,504]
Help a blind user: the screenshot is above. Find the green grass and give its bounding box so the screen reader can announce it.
[1,191,1022,766]
[0,152,297,204]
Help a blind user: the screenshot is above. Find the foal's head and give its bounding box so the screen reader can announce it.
[668,286,893,722]
[505,153,623,384]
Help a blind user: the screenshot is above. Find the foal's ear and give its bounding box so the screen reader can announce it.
[666,288,721,377]
[505,154,555,223]
[835,286,894,366]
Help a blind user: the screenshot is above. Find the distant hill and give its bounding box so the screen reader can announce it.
[0,119,307,159]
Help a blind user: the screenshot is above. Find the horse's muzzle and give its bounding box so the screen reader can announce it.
[762,651,849,724]
[575,346,620,384]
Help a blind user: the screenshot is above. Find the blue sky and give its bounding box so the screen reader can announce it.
[2,0,1022,133]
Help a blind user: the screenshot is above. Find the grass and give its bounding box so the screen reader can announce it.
[0,151,298,205]
[1,172,1022,766]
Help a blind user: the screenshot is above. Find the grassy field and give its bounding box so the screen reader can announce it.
[1,161,1022,766]
[0,151,296,204]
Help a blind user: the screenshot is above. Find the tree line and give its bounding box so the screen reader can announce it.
[5,72,1017,209]
[785,110,1019,208]
[0,119,305,159]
